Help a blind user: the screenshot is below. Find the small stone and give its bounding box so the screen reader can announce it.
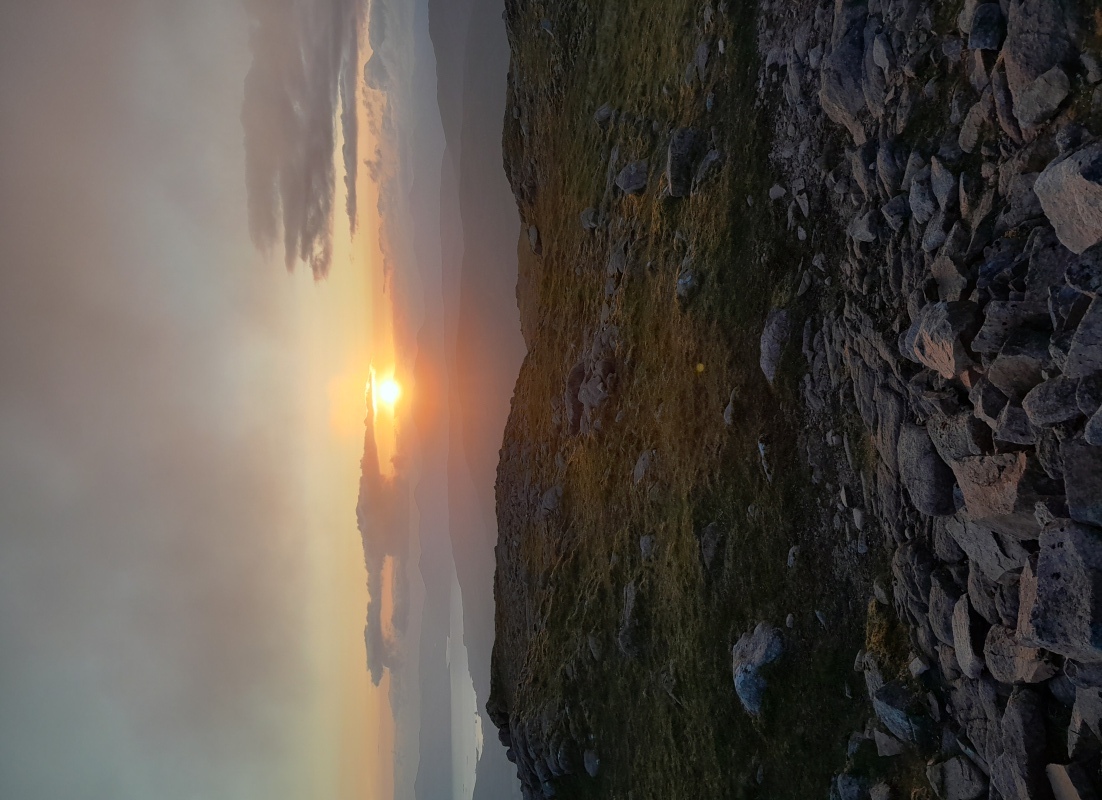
[1023,376,1082,427]
[968,3,1005,51]
[615,160,648,194]
[1015,65,1070,128]
[769,184,786,201]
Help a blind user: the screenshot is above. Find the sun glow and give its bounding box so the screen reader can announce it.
[378,378,401,406]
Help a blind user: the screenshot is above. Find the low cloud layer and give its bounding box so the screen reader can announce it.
[241,0,364,278]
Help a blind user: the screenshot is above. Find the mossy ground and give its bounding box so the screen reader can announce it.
[493,1,929,797]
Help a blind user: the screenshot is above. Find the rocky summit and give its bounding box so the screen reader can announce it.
[489,1,1102,798]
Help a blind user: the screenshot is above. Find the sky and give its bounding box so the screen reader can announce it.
[0,1,409,798]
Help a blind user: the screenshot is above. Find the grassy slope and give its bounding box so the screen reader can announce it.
[493,2,920,797]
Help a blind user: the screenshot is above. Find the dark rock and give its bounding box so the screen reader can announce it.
[760,309,791,386]
[997,573,1022,628]
[819,0,870,145]
[1020,520,1102,663]
[617,581,643,658]
[882,194,911,231]
[954,595,989,679]
[947,516,1030,582]
[1002,0,1071,125]
[1036,145,1102,255]
[872,681,933,745]
[929,412,992,463]
[1063,440,1102,527]
[984,624,1057,684]
[931,569,964,645]
[615,160,648,195]
[731,623,783,716]
[969,565,1002,626]
[1066,298,1102,378]
[580,207,599,231]
[931,157,958,210]
[901,301,979,379]
[910,172,938,224]
[899,424,957,516]
[893,540,935,621]
[972,301,1050,354]
[583,749,600,778]
[1078,373,1102,418]
[927,755,988,800]
[971,377,1010,428]
[949,676,1002,768]
[959,90,994,154]
[991,688,1048,800]
[1023,376,1082,427]
[968,3,1004,51]
[994,402,1036,446]
[831,774,868,800]
[1016,65,1070,127]
[988,328,1051,401]
[666,128,700,198]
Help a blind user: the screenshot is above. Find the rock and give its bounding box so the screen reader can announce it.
[931,157,957,210]
[1065,298,1102,378]
[872,681,932,745]
[593,104,615,127]
[870,782,891,800]
[991,688,1048,800]
[971,377,1009,428]
[639,534,656,561]
[874,729,906,757]
[615,160,648,194]
[676,269,699,301]
[1023,376,1082,426]
[946,516,1029,582]
[1087,408,1102,446]
[950,676,1003,768]
[580,207,599,231]
[969,566,1001,625]
[731,623,783,716]
[1015,65,1070,127]
[1035,144,1102,255]
[987,329,1050,401]
[882,194,911,231]
[1019,520,1102,662]
[666,128,700,198]
[759,309,791,385]
[632,449,654,484]
[968,3,1005,51]
[1046,763,1098,800]
[617,581,643,658]
[898,424,957,516]
[972,301,1050,354]
[931,569,963,645]
[927,755,988,800]
[950,452,1050,537]
[994,403,1036,446]
[909,171,938,223]
[1002,0,1071,120]
[1063,440,1102,527]
[959,90,993,154]
[893,541,935,623]
[831,774,869,800]
[849,209,879,242]
[691,148,724,195]
[583,749,600,778]
[901,301,978,379]
[1080,373,1102,417]
[819,0,870,145]
[954,596,989,679]
[928,412,991,463]
[984,624,1057,684]
[769,184,787,201]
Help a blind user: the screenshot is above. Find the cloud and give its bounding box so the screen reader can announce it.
[240,0,364,278]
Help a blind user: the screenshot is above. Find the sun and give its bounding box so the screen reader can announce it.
[377,377,401,406]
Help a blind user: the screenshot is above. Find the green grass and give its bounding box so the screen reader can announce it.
[492,1,928,797]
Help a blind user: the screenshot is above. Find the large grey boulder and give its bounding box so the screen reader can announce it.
[950,452,1046,537]
[665,128,700,198]
[991,688,1048,800]
[871,681,932,745]
[950,676,1002,768]
[900,301,979,379]
[968,3,1004,51]
[819,0,870,145]
[1019,521,1102,663]
[983,624,1056,685]
[1063,440,1102,527]
[731,623,783,716]
[972,301,1050,354]
[1015,65,1070,127]
[615,160,649,195]
[1065,298,1102,378]
[1023,375,1082,426]
[898,424,957,516]
[987,328,1050,401]
[931,569,964,646]
[1035,144,1102,254]
[927,756,988,800]
[947,516,1030,582]
[1002,0,1071,126]
[759,309,791,386]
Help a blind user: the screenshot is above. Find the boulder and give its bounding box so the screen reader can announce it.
[950,676,1003,768]
[1046,763,1098,800]
[1015,65,1070,127]
[759,309,791,386]
[928,412,991,463]
[871,681,933,745]
[1020,521,1102,663]
[971,301,1050,354]
[1065,298,1102,378]
[819,0,870,144]
[947,516,1030,582]
[994,403,1036,446]
[968,3,1005,51]
[950,452,1043,536]
[931,569,964,646]
[1002,0,1071,123]
[665,128,700,198]
[991,688,1048,800]
[1036,145,1102,255]
[901,301,979,379]
[927,756,988,800]
[954,596,989,679]
[1062,440,1102,527]
[615,160,648,195]
[987,328,1051,401]
[731,623,783,716]
[893,540,935,621]
[1023,376,1082,427]
[899,424,957,516]
[983,624,1057,684]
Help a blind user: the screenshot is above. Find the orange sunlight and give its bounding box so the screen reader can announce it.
[368,365,402,477]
